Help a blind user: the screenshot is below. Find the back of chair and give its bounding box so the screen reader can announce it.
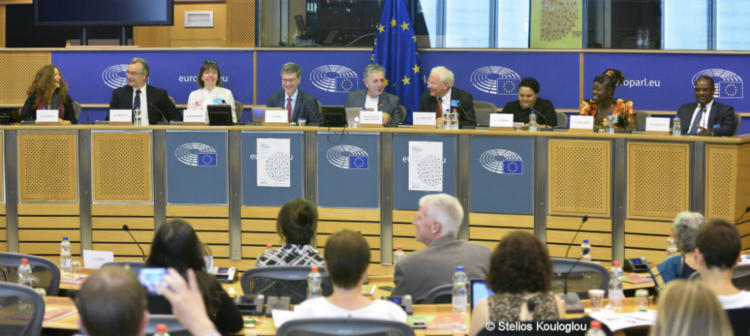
[635,111,649,131]
[734,112,741,135]
[73,100,82,121]
[241,266,333,304]
[555,111,568,128]
[398,105,406,123]
[473,100,497,126]
[690,264,750,290]
[0,282,45,336]
[234,100,243,122]
[550,258,609,298]
[101,261,145,275]
[0,252,60,296]
[277,318,415,336]
[422,283,453,304]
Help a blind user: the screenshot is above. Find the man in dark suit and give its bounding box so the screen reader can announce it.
[677,75,737,136]
[344,64,402,125]
[267,62,322,124]
[391,193,491,303]
[108,57,180,125]
[418,66,476,127]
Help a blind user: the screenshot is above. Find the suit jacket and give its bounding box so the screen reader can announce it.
[108,84,181,123]
[344,89,403,125]
[267,89,322,123]
[677,101,737,136]
[418,87,476,127]
[391,236,491,303]
[20,92,77,123]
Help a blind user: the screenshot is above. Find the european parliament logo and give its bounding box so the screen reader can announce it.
[479,149,523,175]
[102,64,130,89]
[692,68,744,99]
[470,66,521,95]
[310,65,359,93]
[326,145,369,170]
[175,142,218,167]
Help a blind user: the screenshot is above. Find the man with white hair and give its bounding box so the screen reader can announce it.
[418,66,476,127]
[391,193,491,302]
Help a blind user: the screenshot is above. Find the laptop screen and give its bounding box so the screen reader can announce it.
[471,279,493,309]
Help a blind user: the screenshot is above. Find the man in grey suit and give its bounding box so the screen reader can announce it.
[344,64,403,125]
[391,193,491,303]
[267,62,322,124]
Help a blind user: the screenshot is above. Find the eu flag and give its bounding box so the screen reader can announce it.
[372,0,424,124]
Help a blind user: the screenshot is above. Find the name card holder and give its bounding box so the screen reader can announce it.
[644,117,671,135]
[109,109,133,126]
[488,113,514,131]
[183,109,207,126]
[264,109,289,126]
[359,111,383,128]
[568,115,595,133]
[35,109,59,125]
[412,112,436,129]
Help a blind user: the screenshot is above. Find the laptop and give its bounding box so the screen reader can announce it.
[470,279,493,309]
[207,104,233,126]
[321,106,346,127]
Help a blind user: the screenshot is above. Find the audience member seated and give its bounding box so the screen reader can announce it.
[580,69,636,131]
[146,219,243,334]
[293,230,407,322]
[20,64,77,124]
[76,266,148,336]
[256,198,324,267]
[657,211,704,284]
[501,77,557,127]
[469,231,565,336]
[650,279,733,336]
[391,193,491,303]
[186,60,236,124]
[696,219,750,309]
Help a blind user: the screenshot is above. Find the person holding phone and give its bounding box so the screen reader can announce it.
[145,219,243,334]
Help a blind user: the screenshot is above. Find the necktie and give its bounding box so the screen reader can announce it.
[286,97,293,121]
[133,89,142,124]
[436,97,443,119]
[689,104,706,135]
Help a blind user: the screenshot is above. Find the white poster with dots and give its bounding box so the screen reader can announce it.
[257,138,291,188]
[408,141,443,192]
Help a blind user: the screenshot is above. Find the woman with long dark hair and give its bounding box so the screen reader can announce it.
[20,64,77,123]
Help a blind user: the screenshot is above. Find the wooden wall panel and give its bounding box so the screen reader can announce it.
[548,139,610,216]
[705,144,742,221]
[0,52,50,105]
[547,216,612,262]
[18,131,78,204]
[624,219,672,265]
[92,132,152,203]
[627,142,689,220]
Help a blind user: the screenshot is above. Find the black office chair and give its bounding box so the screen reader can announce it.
[473,100,497,127]
[556,111,568,129]
[234,100,243,123]
[689,263,750,290]
[733,112,741,136]
[277,318,415,336]
[422,283,452,304]
[0,252,61,296]
[145,314,190,336]
[550,258,609,299]
[240,266,333,304]
[0,282,45,336]
[635,111,649,131]
[101,261,145,275]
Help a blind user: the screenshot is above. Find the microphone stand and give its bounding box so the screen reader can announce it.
[560,215,588,313]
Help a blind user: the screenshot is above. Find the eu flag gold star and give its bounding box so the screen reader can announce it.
[412,64,420,74]
[377,24,384,33]
[384,78,389,87]
[400,21,410,31]
[370,54,374,61]
[401,76,411,85]
[391,19,397,27]
[412,35,417,43]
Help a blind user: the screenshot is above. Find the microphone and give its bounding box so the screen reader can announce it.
[735,206,750,224]
[531,109,548,126]
[122,224,146,261]
[148,101,170,125]
[560,215,589,313]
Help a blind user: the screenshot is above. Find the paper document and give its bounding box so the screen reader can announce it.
[408,141,443,192]
[257,138,291,187]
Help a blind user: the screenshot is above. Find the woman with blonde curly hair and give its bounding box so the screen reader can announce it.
[20,64,77,123]
[580,68,635,131]
[650,279,732,336]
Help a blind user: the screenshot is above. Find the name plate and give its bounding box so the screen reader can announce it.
[83,249,114,269]
[359,111,383,125]
[35,109,59,123]
[264,109,288,124]
[645,117,670,133]
[183,109,207,123]
[412,112,436,127]
[569,115,594,131]
[109,109,132,123]
[489,113,514,128]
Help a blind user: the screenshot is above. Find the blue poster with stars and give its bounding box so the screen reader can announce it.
[372,0,425,124]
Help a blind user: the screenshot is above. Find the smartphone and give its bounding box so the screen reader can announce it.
[138,268,167,295]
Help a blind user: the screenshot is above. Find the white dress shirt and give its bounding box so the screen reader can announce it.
[688,99,714,133]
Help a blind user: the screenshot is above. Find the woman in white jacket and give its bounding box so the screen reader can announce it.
[187,61,236,123]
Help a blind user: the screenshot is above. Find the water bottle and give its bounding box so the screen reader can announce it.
[607,115,615,134]
[133,108,142,125]
[528,111,538,132]
[672,116,681,136]
[60,237,72,276]
[450,108,459,130]
[585,320,606,336]
[608,261,624,312]
[265,243,273,254]
[154,324,170,336]
[353,116,360,128]
[667,233,678,257]
[307,266,322,299]
[17,258,33,287]
[581,239,592,262]
[451,266,468,314]
[394,247,406,264]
